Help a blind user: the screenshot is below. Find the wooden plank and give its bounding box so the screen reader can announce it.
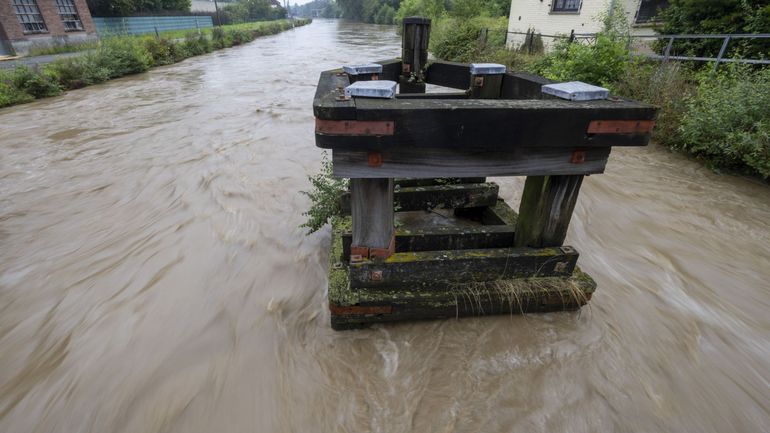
[470,74,504,99]
[348,245,579,288]
[327,219,594,330]
[342,224,516,258]
[332,147,610,178]
[395,92,469,100]
[350,178,394,258]
[315,98,656,150]
[313,70,356,120]
[500,72,554,99]
[455,199,519,225]
[399,17,430,95]
[375,58,402,82]
[515,175,583,248]
[394,177,485,188]
[425,61,471,89]
[341,183,499,214]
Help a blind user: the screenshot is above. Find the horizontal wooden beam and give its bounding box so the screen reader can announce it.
[313,70,356,120]
[341,182,499,214]
[395,92,469,99]
[316,98,655,150]
[348,245,579,288]
[454,199,519,226]
[394,177,485,188]
[425,61,471,89]
[332,147,610,178]
[342,223,516,259]
[375,58,402,82]
[500,72,554,100]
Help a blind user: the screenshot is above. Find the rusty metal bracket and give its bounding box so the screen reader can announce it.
[588,120,655,134]
[316,119,395,136]
[329,304,393,315]
[367,151,383,167]
[570,149,586,164]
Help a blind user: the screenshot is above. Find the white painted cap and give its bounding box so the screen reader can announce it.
[343,63,383,75]
[541,81,610,101]
[344,80,397,99]
[469,63,507,75]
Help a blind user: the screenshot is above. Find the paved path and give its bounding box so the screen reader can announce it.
[0,51,90,70]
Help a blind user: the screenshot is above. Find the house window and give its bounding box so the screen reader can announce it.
[636,0,669,24]
[552,0,581,12]
[11,0,47,34]
[55,0,83,31]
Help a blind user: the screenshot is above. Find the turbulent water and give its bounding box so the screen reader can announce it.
[1,19,769,433]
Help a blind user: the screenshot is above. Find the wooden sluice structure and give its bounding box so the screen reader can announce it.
[313,18,657,330]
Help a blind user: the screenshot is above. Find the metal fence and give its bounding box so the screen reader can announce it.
[93,16,214,36]
[506,30,770,71]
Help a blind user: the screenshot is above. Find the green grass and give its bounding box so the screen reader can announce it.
[0,18,311,109]
[27,40,99,57]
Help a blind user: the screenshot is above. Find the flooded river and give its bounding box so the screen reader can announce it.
[1,19,770,433]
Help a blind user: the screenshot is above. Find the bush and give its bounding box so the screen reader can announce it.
[301,153,349,234]
[430,16,508,63]
[612,60,695,145]
[181,32,213,56]
[6,66,62,98]
[674,66,770,178]
[142,37,178,66]
[44,56,110,88]
[93,37,152,78]
[530,35,629,88]
[0,80,34,108]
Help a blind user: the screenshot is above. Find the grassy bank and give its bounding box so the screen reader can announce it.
[427,18,770,180]
[0,19,311,109]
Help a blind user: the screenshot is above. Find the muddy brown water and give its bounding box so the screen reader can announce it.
[1,19,770,433]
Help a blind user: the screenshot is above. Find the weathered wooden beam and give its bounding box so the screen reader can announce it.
[454,199,519,226]
[332,147,610,178]
[395,92,469,100]
[341,183,499,213]
[313,70,356,120]
[425,61,471,89]
[316,97,655,150]
[515,175,584,248]
[342,223,516,258]
[399,17,431,94]
[350,178,395,260]
[375,58,402,82]
[500,72,554,99]
[348,245,579,288]
[327,220,595,330]
[394,177,485,188]
[470,73,504,99]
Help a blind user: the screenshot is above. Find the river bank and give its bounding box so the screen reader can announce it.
[0,19,311,109]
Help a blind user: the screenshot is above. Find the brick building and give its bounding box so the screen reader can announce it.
[0,0,97,56]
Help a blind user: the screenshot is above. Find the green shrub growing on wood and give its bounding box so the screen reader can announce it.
[301,153,349,234]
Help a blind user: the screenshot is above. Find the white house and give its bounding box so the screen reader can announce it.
[506,0,669,49]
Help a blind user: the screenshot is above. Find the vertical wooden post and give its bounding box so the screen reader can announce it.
[469,63,505,99]
[399,16,431,94]
[350,178,395,261]
[515,175,584,248]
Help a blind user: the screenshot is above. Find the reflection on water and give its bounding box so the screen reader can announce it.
[1,19,769,433]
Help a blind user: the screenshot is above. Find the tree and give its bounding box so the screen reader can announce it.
[658,0,770,59]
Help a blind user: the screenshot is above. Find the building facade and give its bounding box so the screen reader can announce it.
[0,0,97,56]
[506,0,669,49]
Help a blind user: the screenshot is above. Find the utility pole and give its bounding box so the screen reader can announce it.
[213,0,221,26]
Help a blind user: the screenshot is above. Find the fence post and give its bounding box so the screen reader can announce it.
[663,36,674,61]
[478,27,488,49]
[714,36,731,73]
[568,29,575,43]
